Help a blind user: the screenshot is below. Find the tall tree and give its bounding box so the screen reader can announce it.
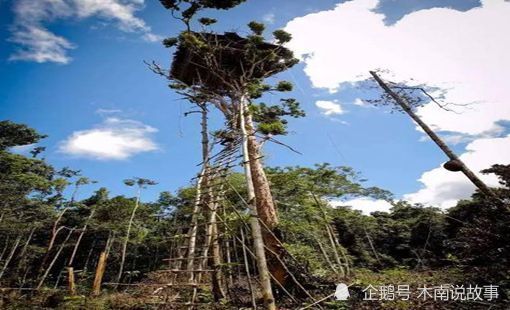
[115,178,157,287]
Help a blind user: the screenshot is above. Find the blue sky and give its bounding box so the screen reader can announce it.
[1,0,509,213]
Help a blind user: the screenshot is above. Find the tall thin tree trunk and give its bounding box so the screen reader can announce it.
[240,227,257,309]
[370,71,498,200]
[187,107,210,281]
[41,184,80,269]
[69,209,95,267]
[364,228,381,266]
[37,228,74,289]
[241,96,288,287]
[0,235,10,262]
[82,238,96,274]
[240,97,276,310]
[115,187,141,287]
[210,210,226,300]
[15,227,36,278]
[314,235,339,275]
[244,111,278,228]
[0,234,22,279]
[311,193,345,277]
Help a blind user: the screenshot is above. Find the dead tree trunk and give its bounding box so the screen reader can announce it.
[370,71,498,200]
[240,97,276,310]
[92,252,108,296]
[67,267,76,295]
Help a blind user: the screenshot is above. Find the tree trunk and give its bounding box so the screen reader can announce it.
[314,235,339,275]
[69,210,95,267]
[370,71,498,200]
[187,107,210,281]
[115,188,141,287]
[0,235,10,263]
[242,96,288,288]
[15,227,36,277]
[311,193,346,277]
[67,267,76,295]
[92,252,108,296]
[210,212,226,300]
[240,227,257,309]
[0,234,22,280]
[240,98,276,310]
[37,228,74,289]
[82,238,96,274]
[364,228,381,265]
[244,112,278,228]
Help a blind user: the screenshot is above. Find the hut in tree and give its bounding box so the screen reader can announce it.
[170,32,296,93]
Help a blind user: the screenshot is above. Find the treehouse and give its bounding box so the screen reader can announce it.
[170,32,296,93]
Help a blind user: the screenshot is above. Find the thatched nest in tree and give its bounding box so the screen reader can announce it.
[170,32,295,92]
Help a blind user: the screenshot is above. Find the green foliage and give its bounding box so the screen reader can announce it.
[276,81,293,92]
[247,21,265,35]
[249,99,305,135]
[162,37,178,48]
[273,29,292,44]
[198,17,217,25]
[0,120,46,150]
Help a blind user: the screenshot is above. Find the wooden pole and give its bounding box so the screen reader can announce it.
[92,252,107,296]
[369,71,499,200]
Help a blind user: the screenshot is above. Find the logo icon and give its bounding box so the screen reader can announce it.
[335,283,350,300]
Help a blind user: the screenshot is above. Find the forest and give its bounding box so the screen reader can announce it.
[1,121,508,309]
[1,0,509,309]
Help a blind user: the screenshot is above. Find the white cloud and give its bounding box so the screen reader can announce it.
[404,135,510,209]
[95,108,122,115]
[331,198,394,215]
[262,12,275,24]
[59,117,159,160]
[316,100,344,115]
[9,26,75,64]
[142,33,164,43]
[286,0,510,208]
[9,0,161,64]
[353,98,366,107]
